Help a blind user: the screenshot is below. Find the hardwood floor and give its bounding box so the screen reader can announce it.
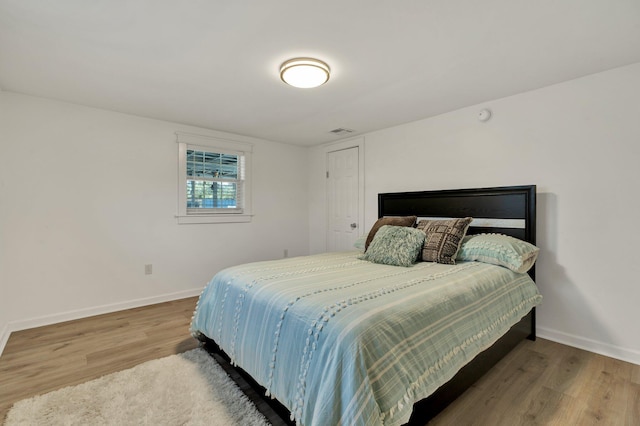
[0,297,199,423]
[430,338,640,425]
[1,297,638,425]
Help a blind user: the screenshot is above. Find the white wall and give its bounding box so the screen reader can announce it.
[0,92,309,352]
[3,62,639,364]
[309,62,640,364]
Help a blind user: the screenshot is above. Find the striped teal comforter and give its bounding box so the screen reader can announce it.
[190,251,542,426]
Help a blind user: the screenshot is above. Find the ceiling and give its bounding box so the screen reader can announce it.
[1,1,639,146]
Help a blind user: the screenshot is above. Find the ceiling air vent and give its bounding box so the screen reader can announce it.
[329,128,355,136]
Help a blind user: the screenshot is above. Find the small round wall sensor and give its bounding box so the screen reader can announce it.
[478,109,492,122]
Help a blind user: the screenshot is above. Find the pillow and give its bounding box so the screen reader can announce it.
[353,234,367,252]
[359,225,426,267]
[456,233,540,273]
[416,217,473,264]
[365,216,417,251]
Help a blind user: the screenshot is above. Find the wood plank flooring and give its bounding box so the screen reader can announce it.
[430,337,640,425]
[1,297,639,425]
[0,297,199,423]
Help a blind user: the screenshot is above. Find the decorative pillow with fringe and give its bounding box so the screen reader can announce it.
[416,217,472,264]
[359,225,425,267]
[365,216,417,251]
[457,233,539,273]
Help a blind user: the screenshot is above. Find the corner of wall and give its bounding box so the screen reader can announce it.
[0,323,10,357]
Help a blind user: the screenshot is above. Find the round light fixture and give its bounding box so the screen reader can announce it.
[280,58,330,88]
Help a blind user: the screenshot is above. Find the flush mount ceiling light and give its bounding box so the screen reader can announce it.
[280,58,330,88]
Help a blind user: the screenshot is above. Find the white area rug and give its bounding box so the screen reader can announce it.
[5,348,270,426]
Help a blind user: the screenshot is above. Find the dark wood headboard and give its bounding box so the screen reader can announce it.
[378,185,537,278]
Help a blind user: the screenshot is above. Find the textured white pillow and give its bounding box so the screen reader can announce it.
[457,233,539,273]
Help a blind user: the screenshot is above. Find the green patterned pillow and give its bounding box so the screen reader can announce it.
[353,234,367,252]
[457,233,539,273]
[359,225,426,267]
[365,216,417,251]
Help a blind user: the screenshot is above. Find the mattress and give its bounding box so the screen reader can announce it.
[190,251,542,426]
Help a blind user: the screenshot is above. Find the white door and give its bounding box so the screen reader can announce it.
[327,146,359,252]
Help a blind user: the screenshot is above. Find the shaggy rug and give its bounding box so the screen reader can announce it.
[5,348,270,426]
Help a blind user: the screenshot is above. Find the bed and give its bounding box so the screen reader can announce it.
[190,185,542,425]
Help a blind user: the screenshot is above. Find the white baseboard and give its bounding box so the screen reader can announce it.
[0,288,203,357]
[538,326,640,366]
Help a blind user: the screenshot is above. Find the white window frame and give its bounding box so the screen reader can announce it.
[176,132,253,224]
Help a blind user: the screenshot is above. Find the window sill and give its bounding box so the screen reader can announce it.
[176,214,253,224]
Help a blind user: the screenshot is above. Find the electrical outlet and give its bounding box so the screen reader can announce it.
[145,264,153,275]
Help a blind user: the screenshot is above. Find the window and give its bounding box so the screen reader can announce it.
[176,132,252,224]
[185,150,241,211]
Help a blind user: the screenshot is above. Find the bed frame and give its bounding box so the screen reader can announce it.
[203,184,537,425]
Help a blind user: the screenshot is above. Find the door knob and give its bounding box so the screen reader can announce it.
[350,223,357,229]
